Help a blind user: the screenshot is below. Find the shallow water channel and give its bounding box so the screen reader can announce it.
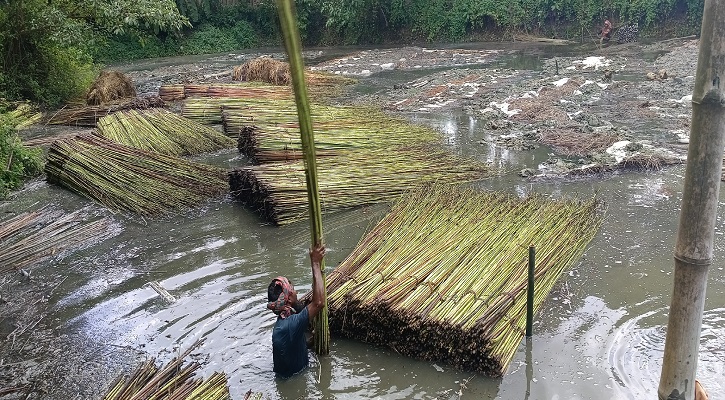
[7,43,725,399]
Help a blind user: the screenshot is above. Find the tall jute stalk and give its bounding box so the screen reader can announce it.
[658,1,724,398]
[276,0,329,355]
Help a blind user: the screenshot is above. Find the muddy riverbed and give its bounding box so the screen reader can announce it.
[2,37,724,399]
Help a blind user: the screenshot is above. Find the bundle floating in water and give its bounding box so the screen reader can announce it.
[237,118,440,162]
[229,147,491,225]
[45,134,228,216]
[0,207,115,274]
[322,186,603,377]
[96,108,234,156]
[102,340,232,400]
[46,96,166,127]
[160,83,293,102]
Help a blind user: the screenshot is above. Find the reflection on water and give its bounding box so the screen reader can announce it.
[9,44,725,400]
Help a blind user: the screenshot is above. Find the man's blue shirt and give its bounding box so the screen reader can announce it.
[272,306,309,378]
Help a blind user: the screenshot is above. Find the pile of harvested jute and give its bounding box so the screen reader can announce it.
[322,185,603,377]
[0,207,115,274]
[229,147,491,225]
[96,109,234,156]
[45,134,228,216]
[46,96,166,127]
[101,340,231,400]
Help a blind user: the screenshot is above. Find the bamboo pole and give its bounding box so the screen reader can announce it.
[276,0,329,355]
[526,246,535,337]
[658,2,724,398]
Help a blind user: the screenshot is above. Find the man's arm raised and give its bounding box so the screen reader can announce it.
[306,244,326,318]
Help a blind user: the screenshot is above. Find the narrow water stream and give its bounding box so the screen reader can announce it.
[5,44,724,399]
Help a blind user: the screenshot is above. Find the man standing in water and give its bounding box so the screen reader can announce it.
[267,244,326,378]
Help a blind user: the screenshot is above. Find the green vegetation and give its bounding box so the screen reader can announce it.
[0,107,43,199]
[0,0,705,107]
[317,0,704,42]
[0,0,188,107]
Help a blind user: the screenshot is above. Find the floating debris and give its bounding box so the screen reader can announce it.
[538,126,621,156]
[147,281,176,303]
[322,186,603,377]
[229,147,491,225]
[45,134,228,216]
[96,109,234,156]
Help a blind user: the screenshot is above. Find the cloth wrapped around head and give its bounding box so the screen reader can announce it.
[267,276,295,319]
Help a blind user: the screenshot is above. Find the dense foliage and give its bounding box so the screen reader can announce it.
[317,0,704,42]
[0,0,706,106]
[0,109,43,199]
[0,0,189,106]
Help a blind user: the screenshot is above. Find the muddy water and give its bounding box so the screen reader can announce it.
[9,45,725,400]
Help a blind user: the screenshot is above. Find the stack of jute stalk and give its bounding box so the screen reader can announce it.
[0,207,114,274]
[223,98,439,154]
[45,134,228,216]
[102,340,232,400]
[229,147,491,225]
[158,85,185,101]
[46,96,166,126]
[238,118,440,162]
[321,185,603,377]
[160,83,293,102]
[221,99,363,135]
[96,108,234,156]
[183,97,315,125]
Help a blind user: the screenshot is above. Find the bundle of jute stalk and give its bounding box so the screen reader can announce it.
[0,207,115,274]
[237,119,440,162]
[221,98,408,139]
[228,146,491,225]
[46,96,166,126]
[184,97,344,126]
[322,185,603,377]
[45,134,228,216]
[232,57,356,87]
[223,101,439,162]
[102,340,232,400]
[159,84,185,101]
[96,108,234,156]
[184,95,363,130]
